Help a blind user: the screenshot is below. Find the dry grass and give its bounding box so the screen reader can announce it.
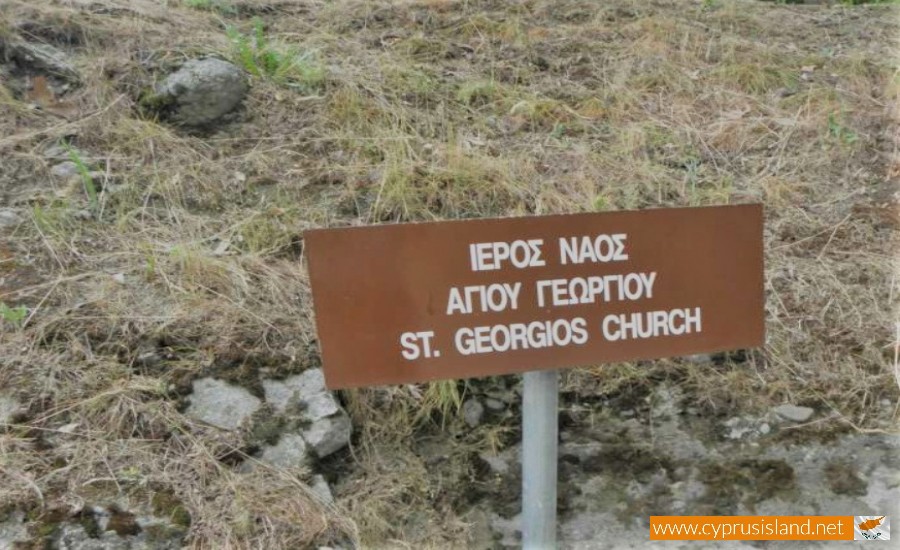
[0,0,898,546]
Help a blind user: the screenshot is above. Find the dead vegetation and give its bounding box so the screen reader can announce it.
[0,0,897,547]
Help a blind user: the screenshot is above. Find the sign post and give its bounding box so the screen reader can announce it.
[304,204,765,546]
[522,369,558,549]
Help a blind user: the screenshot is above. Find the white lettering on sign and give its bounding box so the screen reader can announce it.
[400,231,710,363]
[446,283,523,315]
[400,331,439,359]
[535,272,657,307]
[601,307,702,341]
[454,318,589,355]
[469,239,545,271]
[559,234,629,265]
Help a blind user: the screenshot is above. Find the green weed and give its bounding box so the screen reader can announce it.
[64,143,99,217]
[827,112,858,145]
[0,302,27,329]
[592,194,611,211]
[226,18,325,92]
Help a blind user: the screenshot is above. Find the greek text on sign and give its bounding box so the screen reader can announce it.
[305,204,764,389]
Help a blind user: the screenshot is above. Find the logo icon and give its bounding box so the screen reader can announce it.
[855,516,890,541]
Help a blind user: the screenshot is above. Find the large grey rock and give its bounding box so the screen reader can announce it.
[155,58,248,126]
[0,393,23,424]
[185,378,261,430]
[5,41,80,82]
[772,404,815,423]
[260,433,310,469]
[263,369,352,458]
[301,414,352,458]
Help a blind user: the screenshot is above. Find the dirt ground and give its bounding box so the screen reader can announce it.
[0,0,898,548]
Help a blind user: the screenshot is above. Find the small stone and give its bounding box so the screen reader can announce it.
[263,372,346,424]
[304,391,341,421]
[58,422,79,434]
[0,510,27,548]
[155,58,248,127]
[0,393,23,424]
[44,144,67,159]
[263,369,342,422]
[136,351,161,368]
[260,433,309,469]
[186,378,261,430]
[462,398,484,428]
[56,523,132,550]
[7,41,81,83]
[484,398,506,411]
[51,161,80,179]
[301,414,352,458]
[772,404,815,423]
[263,369,327,414]
[723,416,754,440]
[90,506,112,532]
[722,415,772,440]
[0,208,22,229]
[309,474,334,505]
[479,452,510,475]
[44,144,85,160]
[490,513,521,547]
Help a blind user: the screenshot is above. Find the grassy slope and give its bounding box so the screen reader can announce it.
[0,0,897,546]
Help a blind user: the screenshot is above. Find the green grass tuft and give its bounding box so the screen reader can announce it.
[227,18,325,92]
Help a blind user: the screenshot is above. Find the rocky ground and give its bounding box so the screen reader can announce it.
[0,0,898,548]
[481,384,899,548]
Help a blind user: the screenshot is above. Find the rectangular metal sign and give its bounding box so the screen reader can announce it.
[305,204,764,389]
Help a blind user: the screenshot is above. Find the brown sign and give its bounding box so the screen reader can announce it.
[305,204,764,389]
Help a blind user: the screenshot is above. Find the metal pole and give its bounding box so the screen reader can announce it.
[522,369,558,549]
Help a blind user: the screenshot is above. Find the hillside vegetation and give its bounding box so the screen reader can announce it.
[0,0,897,547]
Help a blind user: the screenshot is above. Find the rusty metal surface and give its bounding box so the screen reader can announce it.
[305,204,764,389]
